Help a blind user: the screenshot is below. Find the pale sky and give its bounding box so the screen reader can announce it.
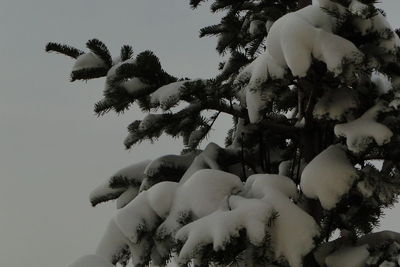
[0,1,399,267]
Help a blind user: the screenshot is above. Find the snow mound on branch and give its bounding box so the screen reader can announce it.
[236,51,286,123]
[103,58,149,95]
[349,0,370,18]
[266,5,362,77]
[68,254,114,267]
[353,12,399,53]
[334,102,393,153]
[95,220,129,263]
[150,80,194,109]
[176,196,274,262]
[313,87,358,120]
[325,245,369,267]
[389,92,400,110]
[114,181,179,243]
[158,169,243,237]
[180,142,224,183]
[237,5,363,123]
[121,77,149,94]
[301,145,358,210]
[372,72,392,95]
[247,174,320,267]
[89,160,150,208]
[73,53,107,71]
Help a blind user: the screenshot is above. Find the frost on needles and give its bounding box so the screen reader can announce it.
[46,0,400,266]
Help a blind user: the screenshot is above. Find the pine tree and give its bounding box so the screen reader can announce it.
[47,0,400,266]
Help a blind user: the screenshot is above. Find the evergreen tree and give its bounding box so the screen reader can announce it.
[46,0,400,266]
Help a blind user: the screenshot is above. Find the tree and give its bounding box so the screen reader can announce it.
[46,0,400,266]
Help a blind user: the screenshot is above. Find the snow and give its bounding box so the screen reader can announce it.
[174,173,319,266]
[72,53,107,71]
[159,170,243,236]
[180,142,223,183]
[301,145,358,210]
[121,77,149,94]
[389,92,400,110]
[379,261,396,267]
[353,12,399,53]
[349,0,370,18]
[313,87,358,121]
[334,102,393,153]
[176,196,274,262]
[103,58,140,94]
[235,51,286,122]
[116,186,139,209]
[237,5,363,123]
[150,80,194,110]
[187,127,208,148]
[95,220,129,263]
[144,152,199,182]
[105,58,135,80]
[248,20,264,36]
[114,181,178,243]
[265,20,274,33]
[89,160,150,208]
[357,180,374,198]
[68,254,114,267]
[246,174,320,267]
[372,72,393,95]
[325,245,369,267]
[266,6,362,77]
[139,114,166,131]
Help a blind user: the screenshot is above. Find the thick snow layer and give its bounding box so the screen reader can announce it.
[73,53,107,71]
[158,169,243,237]
[266,6,362,77]
[95,220,128,263]
[180,142,223,183]
[68,254,114,267]
[246,174,320,267]
[176,196,274,262]
[313,87,358,120]
[334,102,393,153]
[116,186,139,209]
[114,181,178,243]
[150,80,195,110]
[301,145,358,210]
[236,51,286,123]
[237,5,363,123]
[325,245,369,267]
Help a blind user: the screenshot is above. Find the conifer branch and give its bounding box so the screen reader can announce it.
[45,42,84,59]
[86,39,113,67]
[120,45,134,61]
[70,67,109,81]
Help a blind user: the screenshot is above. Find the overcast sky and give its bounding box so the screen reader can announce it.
[0,1,399,267]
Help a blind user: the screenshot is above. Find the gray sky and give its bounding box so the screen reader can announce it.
[0,1,399,267]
